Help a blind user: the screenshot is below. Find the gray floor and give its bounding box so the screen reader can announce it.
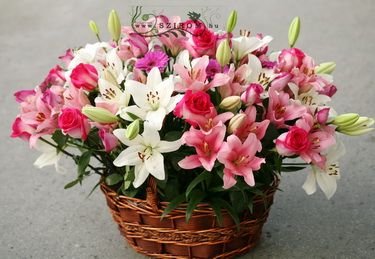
[1,0,374,258]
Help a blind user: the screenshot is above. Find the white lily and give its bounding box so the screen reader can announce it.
[95,68,130,113]
[289,83,331,111]
[246,54,277,97]
[113,126,181,187]
[33,136,63,172]
[68,42,111,70]
[302,139,346,199]
[232,35,273,61]
[120,67,183,130]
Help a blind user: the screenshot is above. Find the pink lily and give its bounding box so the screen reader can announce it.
[218,64,248,98]
[173,50,230,92]
[233,106,270,141]
[178,123,226,171]
[217,133,265,189]
[266,88,307,128]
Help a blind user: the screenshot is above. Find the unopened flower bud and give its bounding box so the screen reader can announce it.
[216,39,231,67]
[288,16,301,48]
[125,119,140,140]
[315,62,336,74]
[219,96,241,111]
[108,10,121,42]
[82,106,118,123]
[226,10,238,33]
[332,113,359,127]
[89,20,99,35]
[337,116,374,136]
[227,113,246,134]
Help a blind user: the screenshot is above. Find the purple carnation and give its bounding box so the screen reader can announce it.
[135,51,169,72]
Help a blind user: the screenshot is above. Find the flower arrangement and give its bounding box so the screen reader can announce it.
[11,9,374,226]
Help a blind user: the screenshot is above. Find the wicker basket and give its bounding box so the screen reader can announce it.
[101,177,279,259]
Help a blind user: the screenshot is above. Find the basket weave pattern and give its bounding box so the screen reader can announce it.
[101,178,279,259]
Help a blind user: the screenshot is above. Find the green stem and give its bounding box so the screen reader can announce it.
[39,137,104,176]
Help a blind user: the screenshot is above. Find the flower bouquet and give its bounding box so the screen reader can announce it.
[11,9,374,259]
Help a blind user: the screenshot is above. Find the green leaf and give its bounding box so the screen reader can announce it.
[163,131,183,141]
[126,112,140,120]
[186,171,211,198]
[211,197,240,229]
[280,166,306,172]
[186,190,206,222]
[208,199,223,226]
[52,130,68,148]
[105,174,123,186]
[64,179,80,189]
[77,151,91,176]
[86,180,102,198]
[161,193,186,218]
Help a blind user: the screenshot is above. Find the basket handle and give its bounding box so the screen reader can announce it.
[146,176,159,213]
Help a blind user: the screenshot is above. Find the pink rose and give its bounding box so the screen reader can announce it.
[192,27,217,57]
[278,48,305,72]
[58,108,90,140]
[70,63,98,91]
[278,126,310,153]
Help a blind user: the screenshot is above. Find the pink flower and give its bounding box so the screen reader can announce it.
[181,22,217,58]
[70,63,98,91]
[174,90,214,126]
[276,113,336,168]
[219,64,248,98]
[178,123,226,171]
[135,51,169,72]
[58,108,90,140]
[63,85,90,109]
[99,129,118,152]
[174,51,230,92]
[240,83,264,106]
[39,65,66,91]
[14,90,35,103]
[277,48,305,72]
[127,33,148,57]
[205,59,221,79]
[266,88,307,128]
[218,133,265,189]
[270,72,292,91]
[233,106,270,141]
[58,49,74,67]
[11,86,63,147]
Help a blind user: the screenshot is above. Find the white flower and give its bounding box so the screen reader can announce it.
[120,67,182,130]
[232,35,273,61]
[113,126,181,187]
[68,42,111,70]
[302,139,346,199]
[33,137,63,172]
[245,54,277,98]
[289,83,331,109]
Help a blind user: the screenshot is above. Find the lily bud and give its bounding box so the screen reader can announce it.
[108,10,121,42]
[332,113,359,127]
[288,16,301,48]
[219,96,241,111]
[125,119,140,140]
[82,106,118,123]
[337,117,374,135]
[315,62,336,74]
[227,113,246,134]
[216,39,231,67]
[226,10,238,33]
[89,20,99,35]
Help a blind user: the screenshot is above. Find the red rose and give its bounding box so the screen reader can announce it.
[70,63,98,91]
[174,90,214,126]
[58,107,90,140]
[283,126,311,152]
